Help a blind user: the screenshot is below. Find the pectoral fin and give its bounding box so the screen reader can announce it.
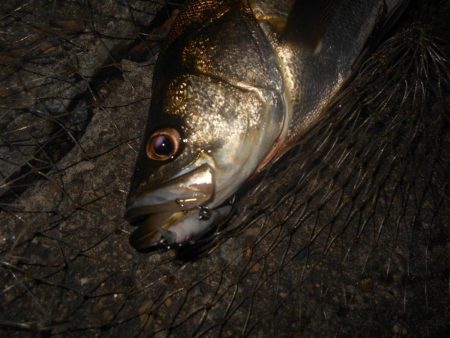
[352,0,412,70]
[282,0,344,51]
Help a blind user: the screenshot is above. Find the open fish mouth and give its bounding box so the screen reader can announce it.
[125,163,215,222]
[125,163,230,250]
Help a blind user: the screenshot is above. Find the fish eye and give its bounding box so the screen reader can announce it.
[146,128,181,161]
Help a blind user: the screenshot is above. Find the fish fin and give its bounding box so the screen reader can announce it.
[164,0,235,48]
[282,0,345,51]
[352,0,412,71]
[377,0,412,37]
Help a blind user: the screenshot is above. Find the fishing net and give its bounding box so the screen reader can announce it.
[0,0,449,336]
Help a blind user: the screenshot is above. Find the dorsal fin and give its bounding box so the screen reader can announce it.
[164,0,236,49]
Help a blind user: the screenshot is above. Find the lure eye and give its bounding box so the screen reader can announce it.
[146,128,181,161]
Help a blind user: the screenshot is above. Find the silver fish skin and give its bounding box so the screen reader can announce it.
[125,0,409,251]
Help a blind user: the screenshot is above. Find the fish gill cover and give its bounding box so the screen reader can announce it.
[0,0,449,337]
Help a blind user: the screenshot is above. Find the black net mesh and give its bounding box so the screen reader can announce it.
[0,0,449,337]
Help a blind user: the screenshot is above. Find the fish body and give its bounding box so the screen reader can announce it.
[125,0,409,251]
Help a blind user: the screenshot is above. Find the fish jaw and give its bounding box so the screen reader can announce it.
[167,205,232,243]
[125,160,233,251]
[125,163,214,221]
[129,205,232,251]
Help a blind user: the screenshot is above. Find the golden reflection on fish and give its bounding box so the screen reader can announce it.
[125,0,410,251]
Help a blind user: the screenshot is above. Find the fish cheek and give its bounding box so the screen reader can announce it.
[165,75,263,166]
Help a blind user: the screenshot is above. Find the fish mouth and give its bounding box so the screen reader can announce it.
[125,163,221,250]
[125,163,215,222]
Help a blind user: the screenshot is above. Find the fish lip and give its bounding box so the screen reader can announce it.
[129,203,234,252]
[125,162,215,224]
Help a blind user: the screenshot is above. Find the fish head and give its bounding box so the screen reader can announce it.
[125,2,286,250]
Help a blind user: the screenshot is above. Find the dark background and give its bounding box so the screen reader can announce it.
[0,0,449,336]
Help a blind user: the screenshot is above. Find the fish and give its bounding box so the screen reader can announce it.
[125,0,411,251]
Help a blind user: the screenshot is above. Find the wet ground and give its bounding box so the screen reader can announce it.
[0,0,449,337]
